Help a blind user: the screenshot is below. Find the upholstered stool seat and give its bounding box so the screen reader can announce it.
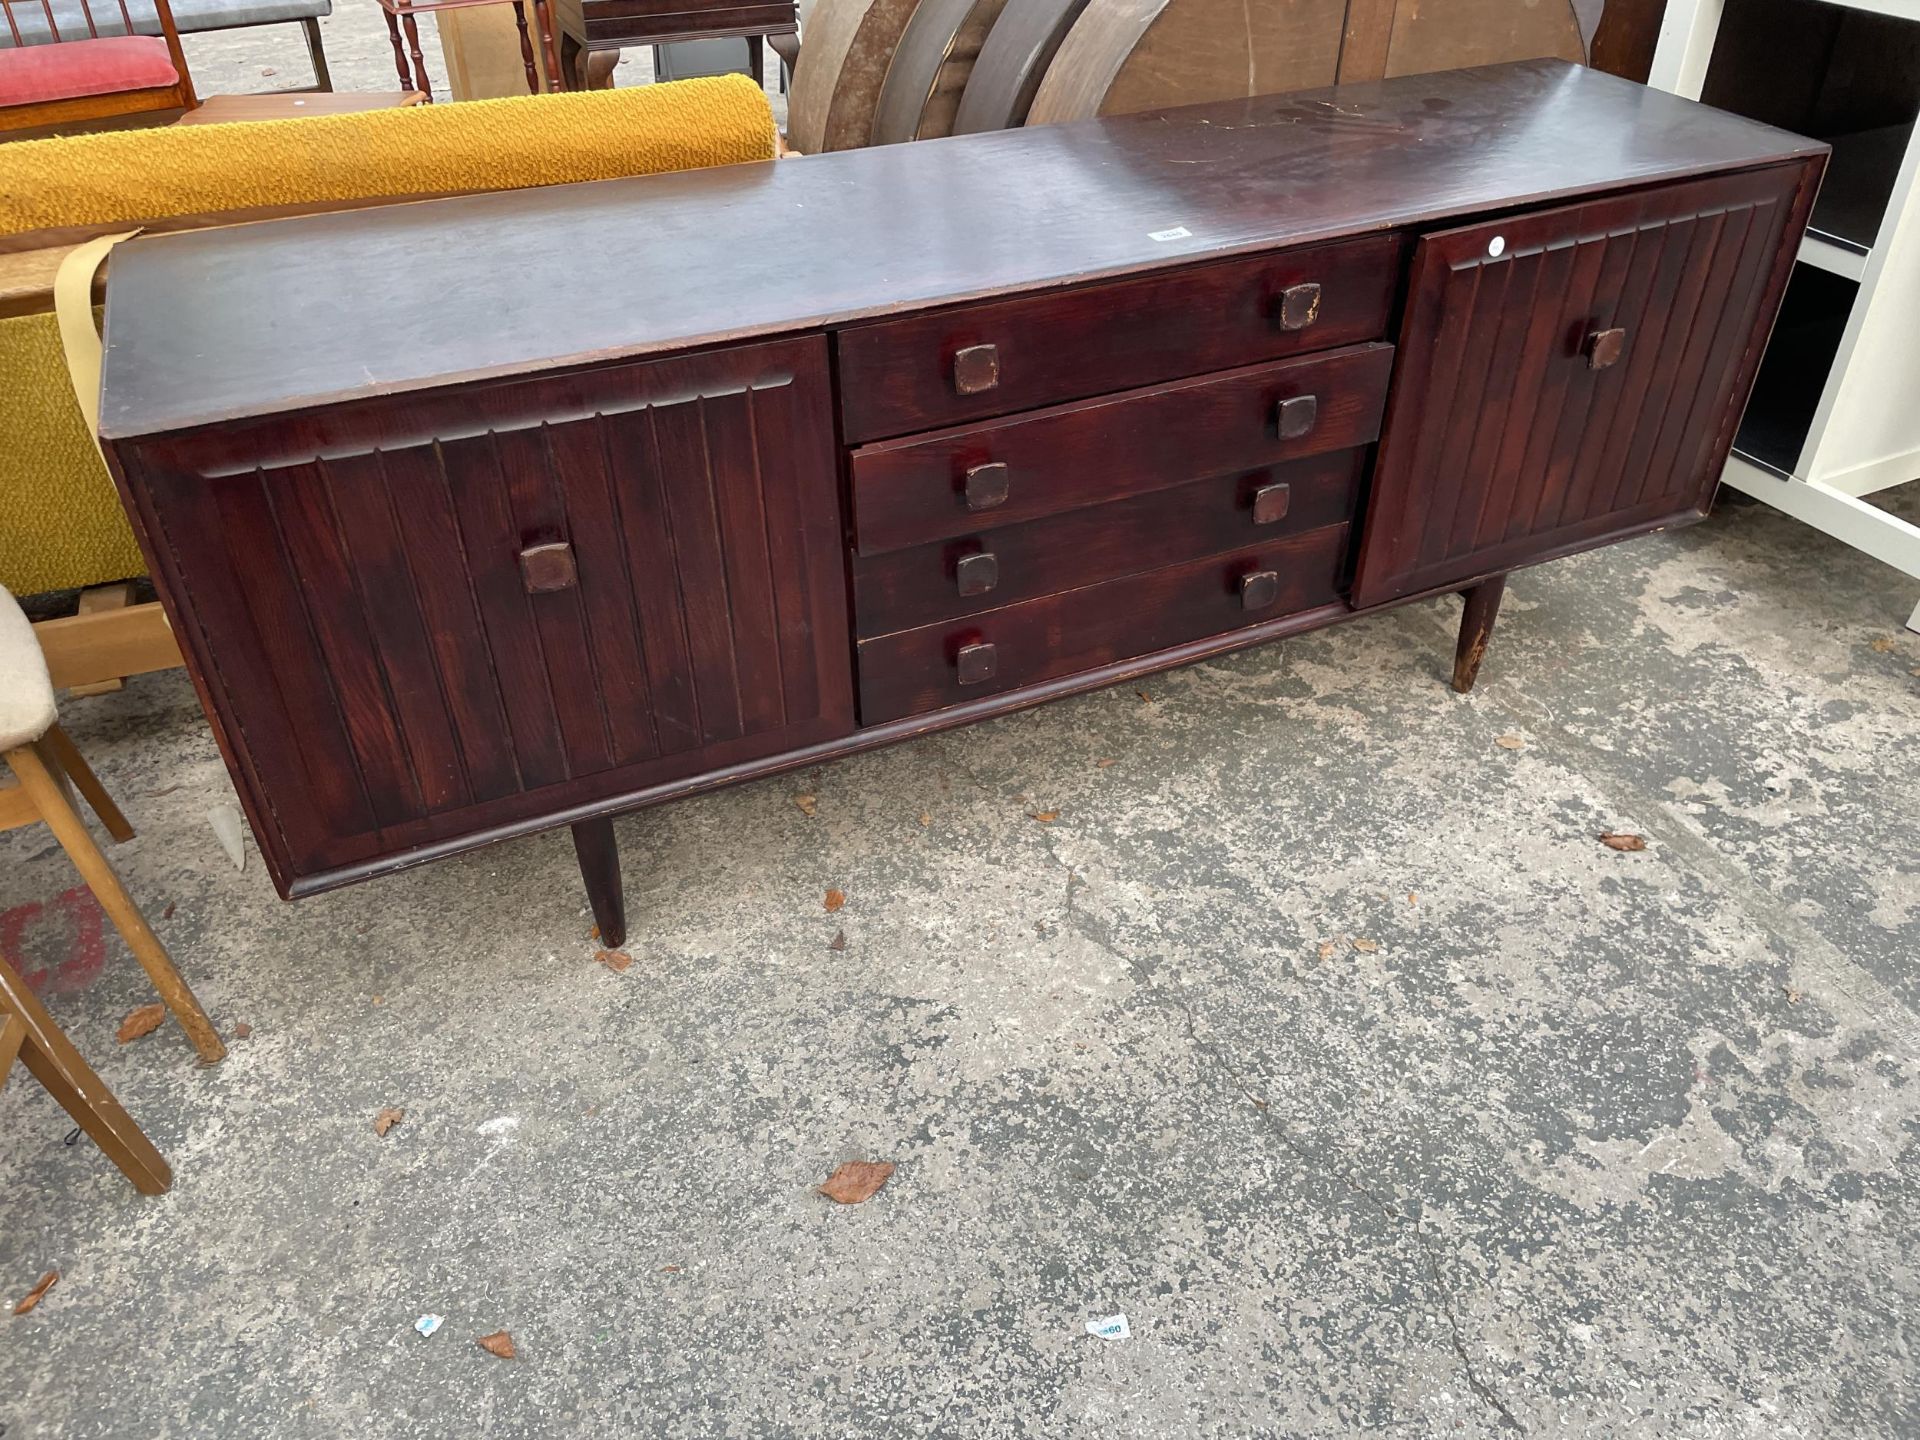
[0,33,177,106]
[0,586,56,751]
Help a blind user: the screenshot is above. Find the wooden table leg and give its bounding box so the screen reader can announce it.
[400,6,432,101]
[571,817,626,948]
[383,8,414,91]
[1452,573,1508,694]
[511,0,540,93]
[531,0,565,92]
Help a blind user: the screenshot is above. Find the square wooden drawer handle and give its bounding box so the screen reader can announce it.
[1252,481,1291,525]
[1240,570,1282,611]
[1276,281,1322,331]
[964,461,1011,511]
[955,550,999,597]
[956,641,998,685]
[1585,327,1627,369]
[519,540,577,593]
[952,343,1001,395]
[1275,394,1318,440]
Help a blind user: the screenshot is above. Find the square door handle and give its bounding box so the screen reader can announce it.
[964,461,1011,511]
[953,343,1001,395]
[1252,482,1291,525]
[1275,394,1318,440]
[956,641,998,685]
[1275,282,1322,331]
[519,540,577,593]
[1241,570,1281,611]
[955,550,999,597]
[1585,327,1627,370]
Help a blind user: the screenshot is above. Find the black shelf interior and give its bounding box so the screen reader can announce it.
[1702,0,1919,253]
[1734,262,1855,476]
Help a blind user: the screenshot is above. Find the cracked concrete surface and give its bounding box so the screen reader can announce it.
[3,482,1917,1438]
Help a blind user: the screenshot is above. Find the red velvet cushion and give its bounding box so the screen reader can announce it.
[0,35,178,107]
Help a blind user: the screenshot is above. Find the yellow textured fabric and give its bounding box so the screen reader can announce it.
[0,77,774,596]
[0,310,144,595]
[0,76,774,241]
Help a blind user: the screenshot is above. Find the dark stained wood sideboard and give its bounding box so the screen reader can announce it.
[95,61,1825,945]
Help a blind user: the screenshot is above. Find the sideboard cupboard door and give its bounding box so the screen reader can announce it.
[123,338,853,893]
[1350,162,1819,607]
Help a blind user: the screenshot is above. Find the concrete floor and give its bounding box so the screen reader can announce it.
[3,480,1917,1436]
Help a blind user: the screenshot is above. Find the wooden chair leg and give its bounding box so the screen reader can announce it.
[0,1012,26,1091]
[1452,573,1508,694]
[571,817,626,948]
[40,725,134,844]
[5,742,225,1065]
[0,959,171,1194]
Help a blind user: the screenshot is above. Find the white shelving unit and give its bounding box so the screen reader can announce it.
[1651,0,1920,629]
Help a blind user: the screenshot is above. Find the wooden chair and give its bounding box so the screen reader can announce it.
[0,0,198,134]
[1,953,171,1193]
[1,584,223,1190]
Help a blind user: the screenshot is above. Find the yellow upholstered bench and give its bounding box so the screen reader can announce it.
[0,76,775,685]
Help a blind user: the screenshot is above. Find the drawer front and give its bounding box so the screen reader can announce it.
[851,449,1362,637]
[836,234,1403,442]
[850,343,1393,555]
[858,523,1350,723]
[1351,162,1816,606]
[122,338,853,891]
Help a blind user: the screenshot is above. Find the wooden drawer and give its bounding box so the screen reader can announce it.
[836,234,1403,442]
[849,343,1393,556]
[851,449,1361,637]
[857,523,1350,723]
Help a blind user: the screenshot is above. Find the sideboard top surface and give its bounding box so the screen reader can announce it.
[99,60,1821,441]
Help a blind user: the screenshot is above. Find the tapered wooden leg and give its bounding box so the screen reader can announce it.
[571,817,625,948]
[0,958,172,1194]
[6,743,225,1065]
[383,9,413,91]
[1452,573,1508,694]
[41,725,133,844]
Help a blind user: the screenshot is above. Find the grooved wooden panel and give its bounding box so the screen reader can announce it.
[120,338,854,892]
[1351,164,1811,607]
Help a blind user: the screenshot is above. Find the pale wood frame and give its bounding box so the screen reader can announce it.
[0,0,200,135]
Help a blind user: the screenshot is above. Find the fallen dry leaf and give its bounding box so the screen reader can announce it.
[231,1022,253,1040]
[828,930,847,953]
[660,1264,680,1273]
[162,902,176,920]
[594,949,632,973]
[918,812,932,827]
[1352,938,1380,954]
[1030,810,1060,824]
[1495,734,1526,750]
[373,1107,405,1138]
[1318,940,1338,961]
[819,1160,894,1204]
[1137,690,1154,703]
[1870,636,1896,653]
[1783,984,1803,1005]
[371,995,384,1006]
[794,794,818,817]
[824,888,846,913]
[13,1271,58,1316]
[1096,758,1117,769]
[1407,893,1419,906]
[116,1003,165,1045]
[588,924,600,940]
[476,1330,517,1359]
[1599,832,1648,852]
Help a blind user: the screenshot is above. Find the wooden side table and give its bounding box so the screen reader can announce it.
[374,0,550,100]
[540,0,796,92]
